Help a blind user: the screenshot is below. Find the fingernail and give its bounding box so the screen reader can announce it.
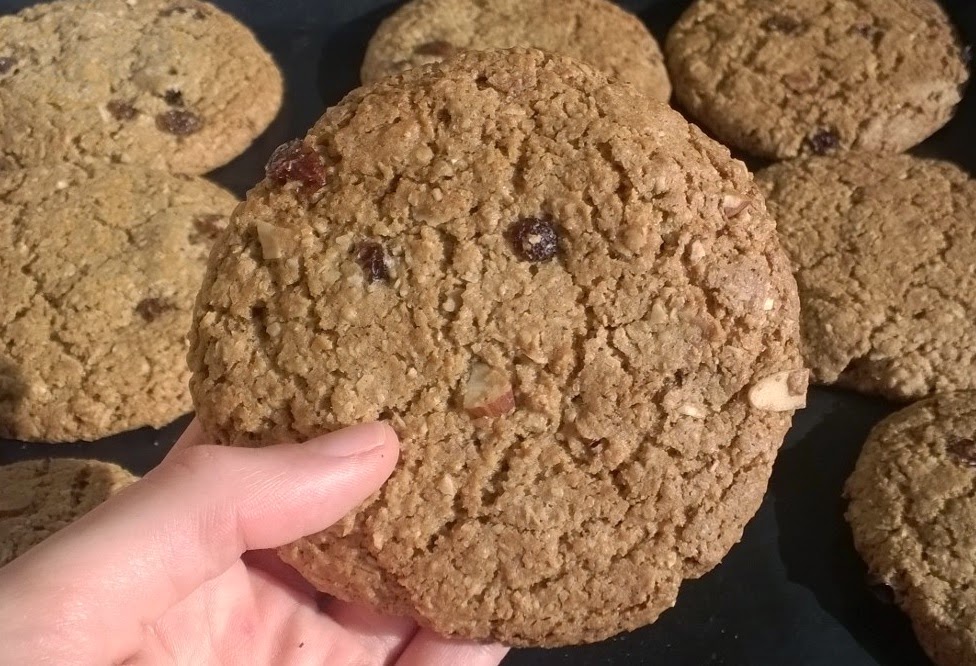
[310,422,393,458]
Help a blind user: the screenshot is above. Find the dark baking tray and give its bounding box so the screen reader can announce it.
[1,1,972,664]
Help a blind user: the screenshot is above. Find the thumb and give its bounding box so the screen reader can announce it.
[0,421,398,660]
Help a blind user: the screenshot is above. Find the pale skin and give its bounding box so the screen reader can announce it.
[0,421,509,666]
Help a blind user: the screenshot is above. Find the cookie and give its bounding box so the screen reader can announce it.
[0,163,236,442]
[361,0,671,102]
[758,154,976,402]
[0,0,283,175]
[0,458,137,566]
[665,0,970,159]
[189,49,805,646]
[846,392,976,666]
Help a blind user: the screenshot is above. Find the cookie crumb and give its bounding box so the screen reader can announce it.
[649,300,669,324]
[437,474,456,495]
[687,240,707,263]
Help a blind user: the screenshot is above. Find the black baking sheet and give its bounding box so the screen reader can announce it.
[1,1,972,664]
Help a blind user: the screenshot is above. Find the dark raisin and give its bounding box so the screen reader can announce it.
[136,298,174,322]
[761,14,806,35]
[160,4,208,19]
[156,109,203,136]
[414,40,457,58]
[354,241,390,283]
[265,140,328,192]
[508,216,559,262]
[163,88,184,107]
[191,214,224,243]
[806,128,840,155]
[106,99,138,121]
[949,438,976,468]
[0,57,16,75]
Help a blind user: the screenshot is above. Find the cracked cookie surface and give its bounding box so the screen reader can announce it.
[0,163,236,442]
[846,392,976,666]
[665,0,969,159]
[759,154,976,401]
[0,458,137,566]
[189,49,804,647]
[361,0,671,102]
[0,0,283,175]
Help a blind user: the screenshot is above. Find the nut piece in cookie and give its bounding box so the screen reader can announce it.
[462,363,515,418]
[748,370,809,412]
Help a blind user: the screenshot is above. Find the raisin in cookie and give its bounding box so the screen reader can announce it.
[0,458,137,566]
[361,0,671,102]
[0,164,236,442]
[0,0,282,175]
[666,0,969,159]
[189,49,805,646]
[846,392,976,666]
[759,154,976,401]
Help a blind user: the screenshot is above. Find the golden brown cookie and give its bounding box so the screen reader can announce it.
[666,0,970,158]
[758,153,976,401]
[0,0,283,175]
[189,49,805,646]
[0,163,236,442]
[846,392,976,666]
[361,0,671,101]
[0,458,137,566]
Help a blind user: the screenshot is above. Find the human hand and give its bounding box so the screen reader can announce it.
[0,421,510,666]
